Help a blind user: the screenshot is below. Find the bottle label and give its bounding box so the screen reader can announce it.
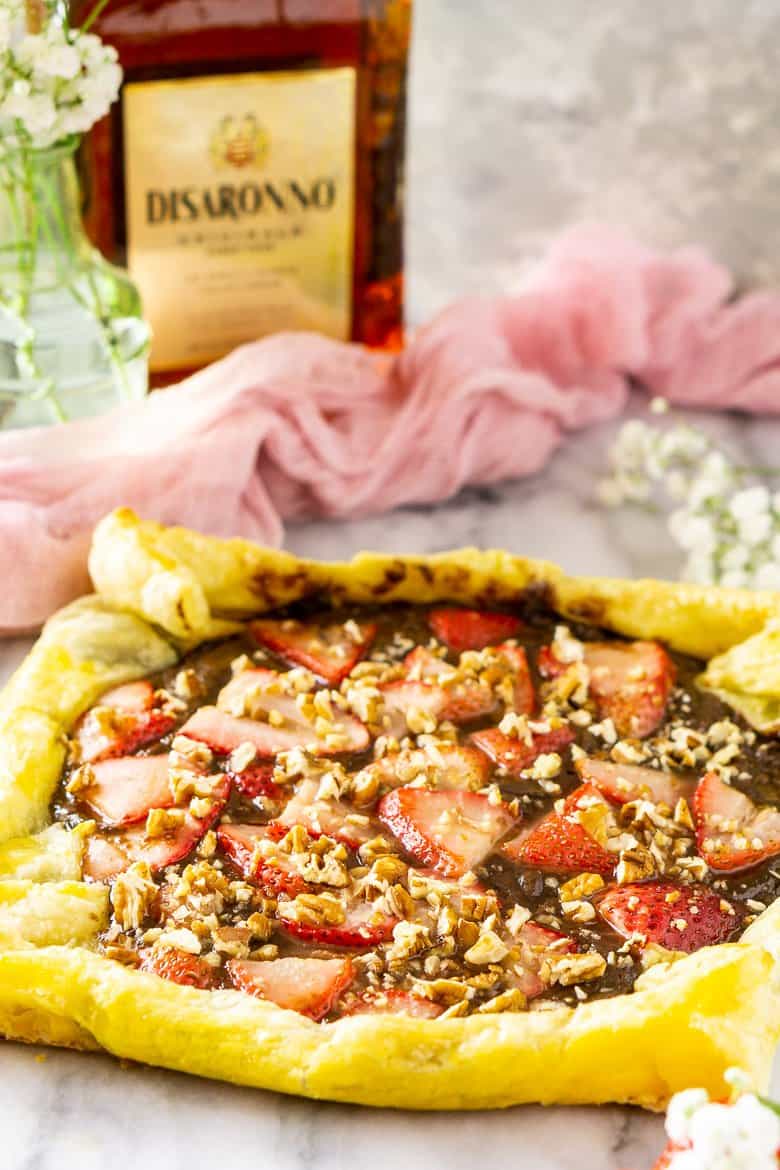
[123,68,356,371]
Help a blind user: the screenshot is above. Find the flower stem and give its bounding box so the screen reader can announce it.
[80,0,113,33]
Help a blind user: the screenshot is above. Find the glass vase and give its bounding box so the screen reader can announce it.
[0,137,150,428]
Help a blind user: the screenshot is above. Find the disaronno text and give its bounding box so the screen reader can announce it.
[145,177,338,224]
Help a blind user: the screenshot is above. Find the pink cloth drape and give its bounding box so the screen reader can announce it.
[4,224,780,633]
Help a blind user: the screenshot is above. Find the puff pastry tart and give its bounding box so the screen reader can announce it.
[0,508,778,1110]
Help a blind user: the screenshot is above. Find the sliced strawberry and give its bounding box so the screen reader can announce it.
[79,754,174,827]
[270,777,378,849]
[342,989,443,1018]
[378,787,516,877]
[217,822,305,896]
[379,679,450,735]
[102,681,158,712]
[218,669,370,753]
[182,698,369,759]
[250,618,377,685]
[537,645,567,679]
[494,642,536,715]
[228,761,283,801]
[595,880,743,952]
[470,724,575,777]
[503,783,617,876]
[228,955,354,1020]
[74,680,177,763]
[539,640,675,738]
[353,742,491,797]
[82,775,228,881]
[139,947,215,989]
[508,921,577,999]
[693,772,780,872]
[280,899,397,948]
[575,757,691,807]
[586,642,675,738]
[381,648,497,731]
[427,608,522,653]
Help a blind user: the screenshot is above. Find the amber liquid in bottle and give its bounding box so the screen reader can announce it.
[73,0,410,382]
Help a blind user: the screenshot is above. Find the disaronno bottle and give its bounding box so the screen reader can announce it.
[74,0,411,379]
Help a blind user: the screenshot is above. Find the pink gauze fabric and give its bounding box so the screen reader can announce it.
[3,222,780,634]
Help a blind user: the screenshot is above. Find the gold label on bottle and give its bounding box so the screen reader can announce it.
[123,68,356,372]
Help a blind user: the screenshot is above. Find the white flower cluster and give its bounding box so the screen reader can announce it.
[663,1084,780,1170]
[598,400,780,589]
[0,0,121,150]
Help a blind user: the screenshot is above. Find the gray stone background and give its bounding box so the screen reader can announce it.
[406,0,780,324]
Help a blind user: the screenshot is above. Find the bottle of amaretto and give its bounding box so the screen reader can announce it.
[74,0,411,381]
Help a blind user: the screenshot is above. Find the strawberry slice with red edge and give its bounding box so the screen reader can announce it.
[74,680,178,764]
[575,757,691,807]
[79,754,175,827]
[693,771,780,872]
[182,692,369,759]
[140,947,216,989]
[536,645,567,679]
[508,921,577,1000]
[280,899,398,948]
[378,787,516,877]
[228,955,354,1020]
[341,989,443,1018]
[249,618,377,685]
[217,822,306,896]
[227,761,283,801]
[217,667,370,752]
[381,647,497,730]
[470,723,575,777]
[503,783,617,877]
[539,640,676,738]
[82,773,228,882]
[494,643,536,715]
[270,777,379,849]
[427,608,522,653]
[354,742,491,797]
[595,879,743,952]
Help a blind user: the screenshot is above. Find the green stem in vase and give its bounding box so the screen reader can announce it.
[14,140,67,421]
[34,160,136,403]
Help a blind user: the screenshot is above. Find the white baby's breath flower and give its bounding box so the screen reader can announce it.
[700,450,735,488]
[719,544,749,572]
[0,7,122,149]
[657,426,709,463]
[730,485,771,520]
[598,404,780,591]
[665,1088,711,1144]
[666,1092,780,1170]
[738,512,773,546]
[668,510,716,553]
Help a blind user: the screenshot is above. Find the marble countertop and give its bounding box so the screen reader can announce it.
[1,398,778,1169]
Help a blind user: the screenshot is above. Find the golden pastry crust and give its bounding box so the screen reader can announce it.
[0,506,777,1111]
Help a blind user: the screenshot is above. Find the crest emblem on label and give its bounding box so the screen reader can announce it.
[210,114,270,169]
